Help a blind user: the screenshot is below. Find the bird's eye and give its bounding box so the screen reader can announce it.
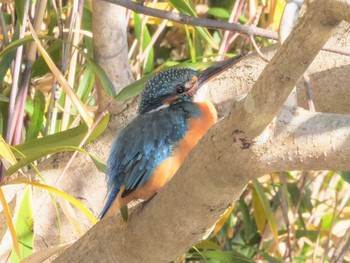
[175,85,186,94]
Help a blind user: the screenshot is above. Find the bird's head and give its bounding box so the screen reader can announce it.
[138,53,246,114]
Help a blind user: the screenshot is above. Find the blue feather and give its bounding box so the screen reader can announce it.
[99,102,201,218]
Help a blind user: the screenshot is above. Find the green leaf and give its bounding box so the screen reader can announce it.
[8,114,109,175]
[252,179,279,247]
[191,250,254,263]
[82,53,116,98]
[0,35,52,59]
[337,171,350,183]
[134,12,154,74]
[0,134,17,165]
[76,64,95,103]
[207,7,231,19]
[11,179,97,224]
[238,197,252,243]
[168,0,218,49]
[15,0,26,25]
[26,91,45,141]
[15,113,108,155]
[195,240,222,250]
[10,187,34,263]
[120,205,128,222]
[0,94,9,102]
[31,40,62,78]
[0,111,3,135]
[8,145,104,176]
[0,24,20,84]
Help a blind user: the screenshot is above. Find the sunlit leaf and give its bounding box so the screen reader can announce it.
[26,91,45,141]
[252,179,280,248]
[10,187,33,263]
[168,0,218,49]
[207,7,231,19]
[212,205,234,235]
[270,0,286,31]
[0,94,9,102]
[337,171,350,183]
[82,53,116,98]
[20,241,73,263]
[0,24,19,84]
[10,179,98,224]
[13,113,109,160]
[191,250,254,263]
[31,41,62,78]
[239,197,253,243]
[0,187,21,260]
[195,240,221,250]
[76,64,95,103]
[29,23,94,127]
[134,12,154,74]
[15,0,26,24]
[7,146,106,176]
[0,135,17,167]
[0,35,52,59]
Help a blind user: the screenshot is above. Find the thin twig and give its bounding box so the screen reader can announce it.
[103,0,350,56]
[303,73,316,112]
[103,0,278,39]
[249,35,269,62]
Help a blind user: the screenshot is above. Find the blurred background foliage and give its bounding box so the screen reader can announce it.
[0,0,349,262]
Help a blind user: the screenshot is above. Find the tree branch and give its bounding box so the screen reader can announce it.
[102,0,350,56]
[92,0,134,112]
[103,0,278,39]
[53,1,350,262]
[259,107,350,172]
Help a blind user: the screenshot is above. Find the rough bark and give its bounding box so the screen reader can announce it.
[50,1,350,262]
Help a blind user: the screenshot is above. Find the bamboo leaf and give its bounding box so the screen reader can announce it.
[192,250,254,263]
[28,23,94,127]
[0,187,21,260]
[10,187,33,263]
[207,7,231,19]
[167,0,218,49]
[0,135,17,167]
[15,0,26,24]
[252,179,280,247]
[134,12,154,74]
[20,241,74,263]
[7,146,106,176]
[13,114,109,160]
[26,91,45,141]
[10,179,98,224]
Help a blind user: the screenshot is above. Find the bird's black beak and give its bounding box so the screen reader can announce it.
[189,53,248,93]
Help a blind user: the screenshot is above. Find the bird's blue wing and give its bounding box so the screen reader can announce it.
[99,104,200,218]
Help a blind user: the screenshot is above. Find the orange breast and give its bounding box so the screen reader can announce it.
[102,101,217,218]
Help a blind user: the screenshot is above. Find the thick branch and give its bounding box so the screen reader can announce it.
[258,107,350,172]
[92,0,134,112]
[53,1,350,262]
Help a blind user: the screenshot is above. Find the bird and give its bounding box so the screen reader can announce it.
[99,53,246,219]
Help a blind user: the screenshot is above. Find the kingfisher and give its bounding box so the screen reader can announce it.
[100,54,246,219]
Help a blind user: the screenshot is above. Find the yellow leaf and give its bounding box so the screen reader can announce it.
[0,187,21,260]
[10,179,97,224]
[0,135,17,168]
